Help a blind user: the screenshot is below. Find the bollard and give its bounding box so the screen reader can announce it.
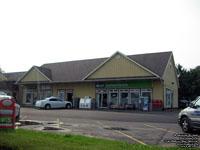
[57,118,60,128]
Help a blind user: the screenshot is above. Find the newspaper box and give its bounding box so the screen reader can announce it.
[0,98,15,129]
[79,96,93,109]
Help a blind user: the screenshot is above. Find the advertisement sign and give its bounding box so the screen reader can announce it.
[96,81,152,89]
[141,97,149,111]
[0,99,15,129]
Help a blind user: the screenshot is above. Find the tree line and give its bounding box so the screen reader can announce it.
[177,64,200,101]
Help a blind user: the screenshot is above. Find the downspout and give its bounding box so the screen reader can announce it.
[160,78,165,111]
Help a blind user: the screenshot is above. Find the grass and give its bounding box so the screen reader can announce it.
[0,129,199,150]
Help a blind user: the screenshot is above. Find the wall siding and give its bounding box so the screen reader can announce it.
[152,80,163,100]
[88,54,154,79]
[52,83,95,99]
[163,56,179,108]
[21,68,49,82]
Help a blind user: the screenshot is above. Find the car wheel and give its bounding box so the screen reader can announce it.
[15,110,20,122]
[181,117,192,133]
[66,104,71,109]
[15,115,20,122]
[45,104,51,110]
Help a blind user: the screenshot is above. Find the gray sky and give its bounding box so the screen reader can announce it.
[0,0,200,72]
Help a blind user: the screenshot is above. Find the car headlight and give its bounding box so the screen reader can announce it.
[178,110,183,118]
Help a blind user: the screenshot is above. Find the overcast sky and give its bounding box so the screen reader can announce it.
[0,0,199,72]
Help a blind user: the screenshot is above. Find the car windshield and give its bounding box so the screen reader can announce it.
[195,96,200,101]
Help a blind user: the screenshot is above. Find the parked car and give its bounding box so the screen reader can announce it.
[0,95,20,122]
[35,97,72,109]
[178,96,200,133]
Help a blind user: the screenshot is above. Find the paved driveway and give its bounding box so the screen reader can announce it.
[19,108,199,147]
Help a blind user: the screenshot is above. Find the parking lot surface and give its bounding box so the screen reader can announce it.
[19,108,199,147]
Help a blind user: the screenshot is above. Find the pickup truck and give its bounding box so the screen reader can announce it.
[0,95,20,122]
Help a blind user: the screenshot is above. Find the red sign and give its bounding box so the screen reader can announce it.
[0,98,15,129]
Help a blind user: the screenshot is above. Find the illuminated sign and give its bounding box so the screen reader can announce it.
[0,99,15,129]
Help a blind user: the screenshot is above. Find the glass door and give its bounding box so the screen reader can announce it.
[141,89,152,111]
[96,90,108,108]
[119,89,129,108]
[166,89,173,108]
[130,89,140,110]
[109,89,118,108]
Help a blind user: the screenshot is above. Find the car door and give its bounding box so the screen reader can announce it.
[49,98,59,108]
[190,99,200,128]
[57,99,65,108]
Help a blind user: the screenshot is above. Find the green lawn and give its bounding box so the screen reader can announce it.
[0,129,198,150]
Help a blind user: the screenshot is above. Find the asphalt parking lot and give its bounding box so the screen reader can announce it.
[19,108,199,147]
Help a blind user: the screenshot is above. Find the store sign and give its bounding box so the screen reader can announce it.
[0,99,15,129]
[105,81,152,89]
[95,83,105,88]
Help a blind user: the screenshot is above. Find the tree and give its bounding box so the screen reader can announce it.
[178,64,200,101]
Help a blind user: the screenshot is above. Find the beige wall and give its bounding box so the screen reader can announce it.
[152,80,163,100]
[52,82,95,99]
[22,82,95,105]
[163,55,179,108]
[88,54,154,79]
[21,68,49,82]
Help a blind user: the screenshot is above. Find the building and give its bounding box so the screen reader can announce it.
[16,51,179,110]
[0,72,25,103]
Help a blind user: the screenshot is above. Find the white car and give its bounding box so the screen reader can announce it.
[0,95,20,122]
[178,96,200,133]
[35,97,72,109]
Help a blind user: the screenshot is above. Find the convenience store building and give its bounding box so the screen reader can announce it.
[16,51,179,110]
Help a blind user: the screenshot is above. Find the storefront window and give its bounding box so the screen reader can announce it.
[33,92,37,105]
[25,92,31,104]
[58,89,65,101]
[109,90,118,106]
[130,89,140,109]
[39,92,44,100]
[141,89,152,103]
[119,90,129,107]
[45,90,52,98]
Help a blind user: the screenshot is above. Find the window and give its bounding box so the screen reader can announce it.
[130,89,140,109]
[195,99,200,107]
[33,92,37,105]
[25,91,31,104]
[49,98,57,101]
[41,84,50,90]
[39,92,44,100]
[109,90,118,106]
[141,89,152,103]
[166,89,173,108]
[119,89,129,106]
[45,90,52,98]
[58,90,65,101]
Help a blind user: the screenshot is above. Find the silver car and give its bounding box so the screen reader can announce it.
[178,96,200,132]
[35,97,72,109]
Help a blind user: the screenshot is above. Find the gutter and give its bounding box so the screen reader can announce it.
[16,76,161,85]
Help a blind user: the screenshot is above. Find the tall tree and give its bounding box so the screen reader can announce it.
[178,64,200,101]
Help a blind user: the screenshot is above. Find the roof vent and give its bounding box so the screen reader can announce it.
[115,54,120,59]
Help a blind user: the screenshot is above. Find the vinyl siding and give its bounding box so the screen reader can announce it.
[88,54,154,79]
[21,68,49,82]
[152,80,163,100]
[52,83,95,99]
[163,55,179,108]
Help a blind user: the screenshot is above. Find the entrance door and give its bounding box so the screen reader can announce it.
[166,89,173,108]
[97,93,108,108]
[130,89,140,110]
[119,89,129,108]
